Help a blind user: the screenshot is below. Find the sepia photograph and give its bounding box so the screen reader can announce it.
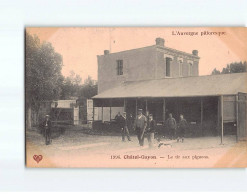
[25,27,247,168]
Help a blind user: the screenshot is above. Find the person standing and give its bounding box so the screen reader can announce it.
[115,112,131,142]
[128,113,135,133]
[121,112,131,142]
[43,115,52,145]
[177,114,188,143]
[166,113,177,140]
[134,109,147,146]
[115,112,122,131]
[146,114,156,148]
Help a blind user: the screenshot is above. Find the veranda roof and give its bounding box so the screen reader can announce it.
[93,73,247,99]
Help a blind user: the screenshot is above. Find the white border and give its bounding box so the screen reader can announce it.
[0,0,247,192]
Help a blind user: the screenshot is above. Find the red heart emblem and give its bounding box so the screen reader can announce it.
[33,155,43,163]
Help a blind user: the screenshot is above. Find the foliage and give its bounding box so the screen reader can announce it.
[26,32,98,125]
[26,32,63,111]
[78,76,98,122]
[211,68,221,75]
[211,61,247,75]
[79,76,98,99]
[59,74,98,122]
[60,71,82,99]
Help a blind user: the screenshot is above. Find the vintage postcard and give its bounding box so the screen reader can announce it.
[25,27,247,168]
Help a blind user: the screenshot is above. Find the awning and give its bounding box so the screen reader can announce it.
[93,73,247,99]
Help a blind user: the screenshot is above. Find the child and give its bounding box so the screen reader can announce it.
[146,114,156,148]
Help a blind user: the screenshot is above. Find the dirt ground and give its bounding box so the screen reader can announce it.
[25,128,247,168]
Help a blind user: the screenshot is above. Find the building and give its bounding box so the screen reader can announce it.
[36,99,80,126]
[97,37,199,93]
[51,100,79,125]
[92,38,247,141]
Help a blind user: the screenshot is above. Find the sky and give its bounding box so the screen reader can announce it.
[26,27,247,82]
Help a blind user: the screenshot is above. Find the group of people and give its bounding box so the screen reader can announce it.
[115,109,156,147]
[115,109,188,147]
[42,109,188,147]
[166,113,188,143]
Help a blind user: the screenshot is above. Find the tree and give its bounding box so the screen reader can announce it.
[211,61,247,75]
[60,71,82,99]
[229,61,247,73]
[211,68,221,75]
[78,76,98,122]
[59,73,98,122]
[81,76,97,98]
[26,32,63,129]
[221,64,230,74]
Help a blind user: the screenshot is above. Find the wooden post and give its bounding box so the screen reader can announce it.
[236,95,239,142]
[92,100,95,122]
[135,99,138,117]
[221,95,224,145]
[201,98,203,136]
[145,99,148,113]
[92,100,95,130]
[110,99,112,121]
[101,100,103,122]
[124,99,126,112]
[163,98,166,122]
[217,96,221,136]
[176,98,179,119]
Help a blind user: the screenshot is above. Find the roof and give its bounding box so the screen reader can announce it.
[98,45,199,59]
[93,73,247,99]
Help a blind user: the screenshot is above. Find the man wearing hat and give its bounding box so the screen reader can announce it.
[166,113,177,140]
[115,112,131,142]
[43,115,52,145]
[121,112,131,142]
[134,109,147,146]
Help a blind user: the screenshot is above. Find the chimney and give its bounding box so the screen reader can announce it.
[104,50,110,55]
[192,50,198,56]
[155,37,165,47]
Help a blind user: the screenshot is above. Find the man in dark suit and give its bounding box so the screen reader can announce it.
[177,114,188,143]
[166,113,177,140]
[115,112,131,142]
[121,112,131,142]
[43,115,52,145]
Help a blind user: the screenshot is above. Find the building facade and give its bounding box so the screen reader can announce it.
[97,38,199,93]
[92,38,247,141]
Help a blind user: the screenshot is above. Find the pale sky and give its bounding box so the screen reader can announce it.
[26,27,247,82]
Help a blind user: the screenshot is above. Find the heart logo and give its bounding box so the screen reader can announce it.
[33,155,43,163]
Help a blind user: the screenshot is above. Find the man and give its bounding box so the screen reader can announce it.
[115,112,122,125]
[177,114,188,143]
[43,115,52,145]
[121,112,131,142]
[115,112,122,131]
[166,113,177,140]
[146,114,156,148]
[115,112,131,142]
[128,113,135,132]
[134,109,147,146]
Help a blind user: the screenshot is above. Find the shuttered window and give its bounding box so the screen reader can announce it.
[166,57,172,77]
[117,60,123,75]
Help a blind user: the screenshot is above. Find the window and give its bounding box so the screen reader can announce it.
[165,57,172,77]
[188,62,193,76]
[179,60,183,77]
[117,60,123,75]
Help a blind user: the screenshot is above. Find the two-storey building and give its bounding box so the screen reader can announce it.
[92,37,247,141]
[98,38,199,93]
